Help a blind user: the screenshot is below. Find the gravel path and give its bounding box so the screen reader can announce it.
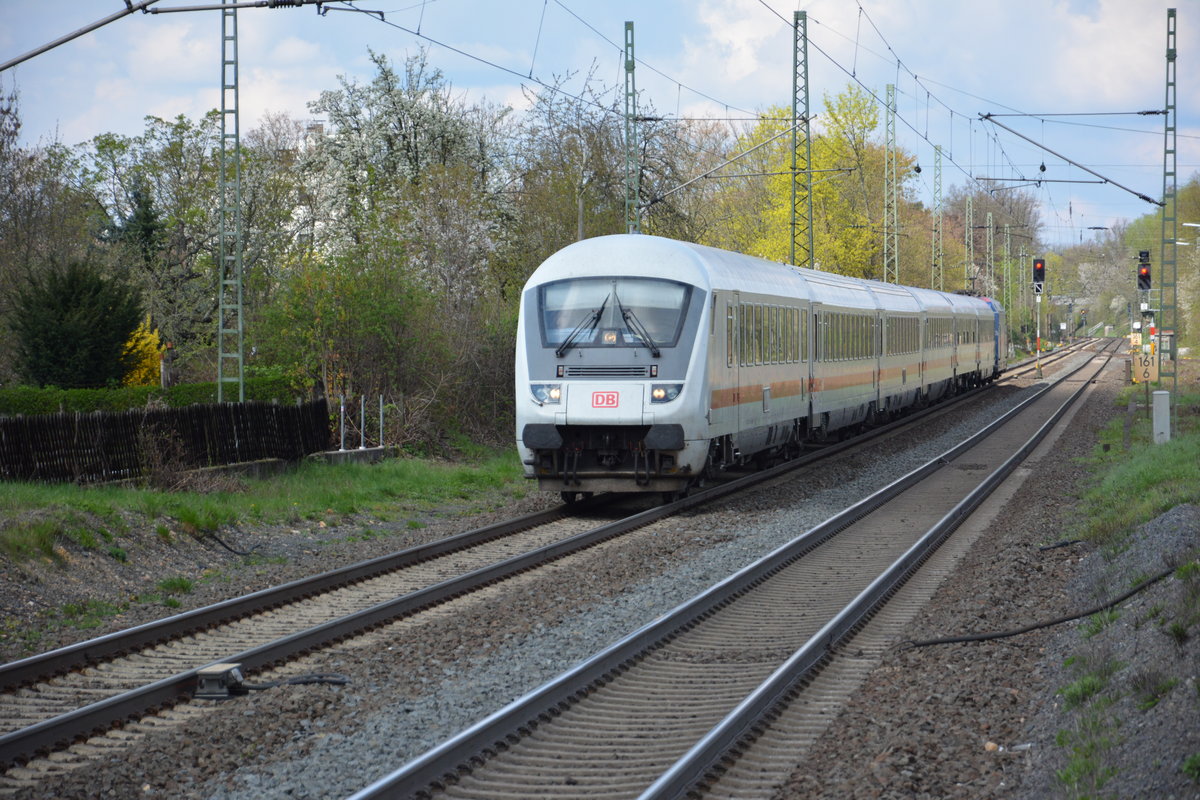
[5,352,1198,799]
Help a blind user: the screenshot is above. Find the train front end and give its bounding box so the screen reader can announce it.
[515,236,711,500]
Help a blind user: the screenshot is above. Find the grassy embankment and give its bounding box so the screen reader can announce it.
[1051,360,1200,797]
[0,444,528,563]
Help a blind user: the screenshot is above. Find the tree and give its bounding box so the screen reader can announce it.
[9,260,142,388]
[85,113,220,375]
[123,316,163,386]
[0,91,105,385]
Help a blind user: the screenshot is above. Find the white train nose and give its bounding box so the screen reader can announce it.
[563,384,645,425]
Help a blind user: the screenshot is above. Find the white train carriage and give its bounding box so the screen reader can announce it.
[516,234,1004,500]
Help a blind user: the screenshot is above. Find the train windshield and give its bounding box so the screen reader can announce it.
[539,277,692,351]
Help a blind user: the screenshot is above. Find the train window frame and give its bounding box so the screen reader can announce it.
[755,304,763,365]
[771,306,780,364]
[537,276,693,351]
[726,302,735,368]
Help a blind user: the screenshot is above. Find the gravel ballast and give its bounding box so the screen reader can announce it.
[5,352,1198,799]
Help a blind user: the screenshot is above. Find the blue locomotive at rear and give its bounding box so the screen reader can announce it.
[515,234,1005,502]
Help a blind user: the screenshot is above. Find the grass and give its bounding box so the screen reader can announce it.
[0,448,527,562]
[157,576,194,595]
[55,599,125,631]
[1055,699,1120,798]
[1081,609,1120,639]
[1075,376,1200,548]
[1183,753,1200,783]
[1047,363,1200,798]
[1130,670,1179,711]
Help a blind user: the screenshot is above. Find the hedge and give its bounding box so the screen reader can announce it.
[0,376,306,417]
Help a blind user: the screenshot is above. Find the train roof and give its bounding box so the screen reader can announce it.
[524,234,997,315]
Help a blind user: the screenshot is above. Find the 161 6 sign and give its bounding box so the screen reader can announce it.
[1132,351,1159,384]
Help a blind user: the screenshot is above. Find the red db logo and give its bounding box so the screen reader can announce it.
[592,391,619,408]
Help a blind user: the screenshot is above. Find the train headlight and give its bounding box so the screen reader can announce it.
[649,383,683,403]
[530,383,562,405]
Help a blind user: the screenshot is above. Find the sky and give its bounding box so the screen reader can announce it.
[1,0,1197,250]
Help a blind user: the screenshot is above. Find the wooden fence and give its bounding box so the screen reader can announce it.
[0,399,330,484]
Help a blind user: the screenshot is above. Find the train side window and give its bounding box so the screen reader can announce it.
[756,305,764,365]
[771,306,780,363]
[788,307,795,362]
[800,309,807,362]
[816,312,825,362]
[726,304,735,368]
[738,304,744,366]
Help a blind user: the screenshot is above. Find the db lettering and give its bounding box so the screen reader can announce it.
[592,391,619,408]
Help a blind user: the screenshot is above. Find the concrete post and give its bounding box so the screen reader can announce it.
[1153,390,1171,443]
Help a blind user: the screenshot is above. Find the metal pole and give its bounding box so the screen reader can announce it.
[359,396,366,449]
[378,396,384,447]
[790,11,814,269]
[339,395,346,451]
[883,84,898,283]
[623,21,639,234]
[217,0,245,402]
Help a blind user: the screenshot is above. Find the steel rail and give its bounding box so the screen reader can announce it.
[1,341,1097,769]
[0,505,572,693]
[2,339,1085,694]
[348,341,1116,799]
[642,340,1118,798]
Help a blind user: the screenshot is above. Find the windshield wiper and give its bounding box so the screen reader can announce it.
[555,296,608,358]
[615,293,661,357]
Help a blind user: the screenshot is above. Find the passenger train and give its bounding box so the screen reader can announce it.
[515,234,1006,501]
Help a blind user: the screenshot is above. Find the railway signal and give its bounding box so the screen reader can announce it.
[1137,251,1152,290]
[1032,257,1045,293]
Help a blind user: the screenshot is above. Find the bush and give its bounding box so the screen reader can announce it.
[9,260,142,388]
[0,374,304,416]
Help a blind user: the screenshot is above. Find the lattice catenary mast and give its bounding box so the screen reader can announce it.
[883,84,898,284]
[1158,7,1177,423]
[790,10,814,269]
[217,0,244,402]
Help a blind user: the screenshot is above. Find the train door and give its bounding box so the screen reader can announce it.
[918,313,927,391]
[873,310,882,403]
[973,317,982,369]
[708,292,740,436]
[951,318,959,378]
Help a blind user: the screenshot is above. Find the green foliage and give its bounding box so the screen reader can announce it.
[1080,431,1200,544]
[156,576,194,594]
[55,599,124,630]
[1060,673,1107,709]
[0,520,61,562]
[0,374,303,415]
[1,448,526,538]
[9,260,143,389]
[1081,609,1120,638]
[1130,670,1178,710]
[1182,753,1200,783]
[1055,722,1120,796]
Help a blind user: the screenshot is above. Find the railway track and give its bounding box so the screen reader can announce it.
[0,341,1100,789]
[350,339,1119,799]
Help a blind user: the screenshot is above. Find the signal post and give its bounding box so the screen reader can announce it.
[1032,257,1044,377]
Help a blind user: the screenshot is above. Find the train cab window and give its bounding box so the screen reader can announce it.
[538,276,692,351]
